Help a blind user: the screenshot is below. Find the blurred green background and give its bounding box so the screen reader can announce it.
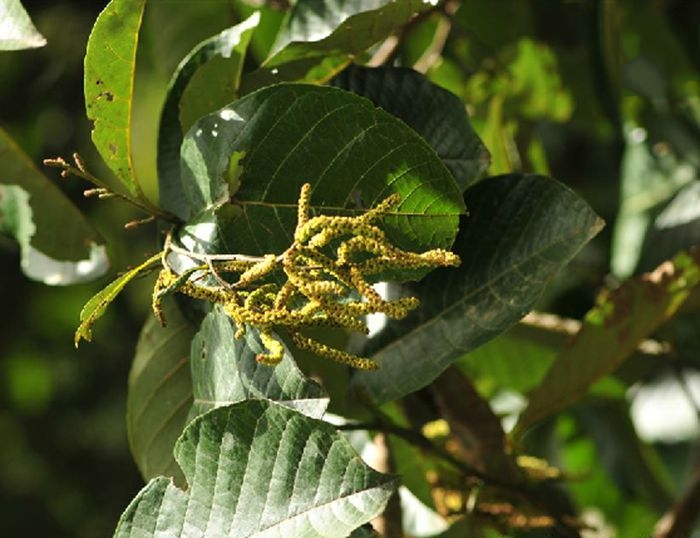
[1,0,700,536]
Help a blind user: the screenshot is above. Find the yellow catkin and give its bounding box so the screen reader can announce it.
[290,332,378,370]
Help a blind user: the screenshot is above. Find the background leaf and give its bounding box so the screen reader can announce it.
[0,127,108,285]
[115,401,398,538]
[158,14,260,220]
[240,0,434,93]
[330,65,490,191]
[514,248,700,436]
[352,174,603,403]
[127,299,197,486]
[176,83,464,263]
[84,0,146,197]
[0,0,46,50]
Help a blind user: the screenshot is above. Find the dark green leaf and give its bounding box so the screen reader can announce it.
[74,253,160,347]
[330,65,490,191]
[115,401,398,537]
[84,0,146,197]
[352,174,603,404]
[188,307,329,421]
[178,84,463,263]
[240,0,434,93]
[514,249,700,436]
[127,299,197,486]
[158,14,260,219]
[0,127,108,284]
[0,0,46,50]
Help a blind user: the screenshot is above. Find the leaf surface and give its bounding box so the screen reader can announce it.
[514,249,700,436]
[158,14,260,220]
[177,84,464,262]
[241,0,433,93]
[115,401,398,538]
[127,299,197,486]
[0,0,46,50]
[84,0,146,197]
[330,65,490,191]
[0,127,108,285]
[352,174,603,403]
[74,253,160,346]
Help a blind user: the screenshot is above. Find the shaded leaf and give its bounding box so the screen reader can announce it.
[0,127,108,285]
[0,0,46,50]
[352,174,603,404]
[84,0,146,197]
[74,253,160,347]
[127,299,197,486]
[330,65,490,191]
[177,84,463,264]
[241,0,433,93]
[515,249,700,436]
[188,307,329,421]
[158,14,260,220]
[115,401,398,538]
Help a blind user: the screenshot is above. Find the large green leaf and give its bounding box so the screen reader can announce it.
[0,127,108,285]
[158,14,260,220]
[84,0,146,197]
[177,83,463,261]
[188,308,329,421]
[514,249,700,436]
[115,401,398,538]
[128,306,329,484]
[0,0,46,50]
[240,0,434,93]
[127,299,197,485]
[330,65,490,191]
[352,174,603,404]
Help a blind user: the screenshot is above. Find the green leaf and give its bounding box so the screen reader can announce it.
[177,84,463,261]
[0,127,108,285]
[240,0,434,93]
[330,65,490,191]
[158,14,261,220]
[114,401,398,538]
[514,249,700,436]
[128,306,329,484]
[74,253,160,347]
[127,299,197,486]
[352,174,603,404]
[84,0,146,197]
[188,307,329,421]
[0,0,46,50]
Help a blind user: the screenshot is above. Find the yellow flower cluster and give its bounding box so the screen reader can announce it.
[152,183,460,370]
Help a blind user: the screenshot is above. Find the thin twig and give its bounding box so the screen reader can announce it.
[654,470,700,538]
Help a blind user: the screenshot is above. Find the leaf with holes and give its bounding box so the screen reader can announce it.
[84,0,146,197]
[351,174,603,403]
[114,401,398,538]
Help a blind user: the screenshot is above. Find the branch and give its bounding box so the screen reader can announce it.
[654,471,700,538]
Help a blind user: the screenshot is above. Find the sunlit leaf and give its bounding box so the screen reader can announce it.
[241,0,434,93]
[515,249,700,436]
[352,174,603,403]
[84,0,146,197]
[176,84,464,268]
[74,253,160,347]
[0,0,46,50]
[115,401,398,538]
[330,65,490,191]
[0,127,108,285]
[158,14,260,220]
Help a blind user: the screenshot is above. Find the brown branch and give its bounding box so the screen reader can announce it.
[654,471,700,537]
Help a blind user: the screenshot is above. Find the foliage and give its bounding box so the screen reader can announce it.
[3,1,700,537]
